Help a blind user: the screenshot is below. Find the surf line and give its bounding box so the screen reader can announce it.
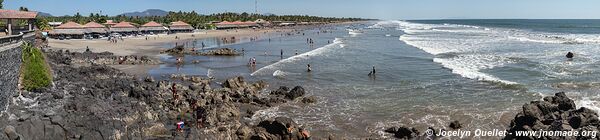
[250,38,344,76]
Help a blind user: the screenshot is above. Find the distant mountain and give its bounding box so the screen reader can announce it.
[36,12,53,17]
[119,9,168,17]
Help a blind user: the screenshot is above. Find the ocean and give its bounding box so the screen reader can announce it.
[148,20,600,138]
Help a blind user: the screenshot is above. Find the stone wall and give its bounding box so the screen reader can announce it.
[0,42,22,112]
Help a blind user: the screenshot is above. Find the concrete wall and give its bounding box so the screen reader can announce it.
[0,42,22,111]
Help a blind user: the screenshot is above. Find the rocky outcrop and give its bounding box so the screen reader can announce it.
[270,86,307,100]
[252,117,310,140]
[0,50,312,139]
[161,44,185,54]
[384,126,421,139]
[201,48,239,56]
[45,49,160,65]
[504,92,600,140]
[161,45,239,56]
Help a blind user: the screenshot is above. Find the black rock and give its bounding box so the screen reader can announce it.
[287,86,306,100]
[449,120,462,130]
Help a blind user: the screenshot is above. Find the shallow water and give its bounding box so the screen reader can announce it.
[148,20,600,138]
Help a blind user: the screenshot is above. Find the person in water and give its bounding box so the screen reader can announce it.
[280,49,284,57]
[368,66,376,76]
[307,64,312,72]
[566,52,574,59]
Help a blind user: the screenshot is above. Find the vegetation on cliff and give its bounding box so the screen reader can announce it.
[20,42,52,91]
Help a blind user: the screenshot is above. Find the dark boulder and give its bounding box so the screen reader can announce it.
[449,120,462,130]
[384,126,420,139]
[287,86,306,100]
[504,92,600,140]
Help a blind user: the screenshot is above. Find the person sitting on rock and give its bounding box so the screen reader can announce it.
[172,84,178,100]
[196,107,205,128]
[286,123,295,134]
[566,52,574,59]
[299,128,311,140]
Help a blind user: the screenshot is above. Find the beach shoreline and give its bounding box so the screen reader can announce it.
[47,22,363,76]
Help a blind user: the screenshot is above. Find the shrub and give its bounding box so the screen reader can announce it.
[21,42,52,91]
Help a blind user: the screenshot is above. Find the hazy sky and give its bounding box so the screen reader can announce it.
[5,0,600,19]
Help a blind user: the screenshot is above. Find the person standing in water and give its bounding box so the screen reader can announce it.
[307,64,312,72]
[280,49,284,57]
[368,66,376,76]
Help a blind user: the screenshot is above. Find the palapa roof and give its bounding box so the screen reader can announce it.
[110,22,138,32]
[55,22,84,29]
[104,20,117,25]
[112,22,136,28]
[141,21,163,27]
[49,28,85,35]
[84,22,106,28]
[139,26,167,31]
[170,21,191,27]
[169,21,194,30]
[0,9,38,19]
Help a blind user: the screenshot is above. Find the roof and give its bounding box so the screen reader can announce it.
[104,20,117,25]
[141,21,163,27]
[86,28,108,33]
[0,9,37,19]
[110,27,137,32]
[55,22,84,29]
[170,21,191,27]
[84,22,106,28]
[49,28,85,35]
[112,22,136,28]
[139,26,167,31]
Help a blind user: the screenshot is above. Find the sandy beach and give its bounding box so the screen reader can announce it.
[47,28,296,57]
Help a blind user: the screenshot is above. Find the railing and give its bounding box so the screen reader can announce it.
[0,31,35,46]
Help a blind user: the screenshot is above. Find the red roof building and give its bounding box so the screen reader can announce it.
[0,9,38,35]
[0,9,37,19]
[140,21,167,33]
[110,22,138,33]
[55,21,84,29]
[84,22,108,34]
[49,21,85,36]
[169,21,194,33]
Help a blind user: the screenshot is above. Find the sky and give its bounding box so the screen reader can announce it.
[4,0,600,20]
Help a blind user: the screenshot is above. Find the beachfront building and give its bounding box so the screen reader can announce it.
[48,21,85,39]
[214,21,260,29]
[0,9,38,36]
[255,19,272,27]
[110,22,138,36]
[139,21,167,34]
[83,21,108,39]
[103,20,118,27]
[169,21,194,33]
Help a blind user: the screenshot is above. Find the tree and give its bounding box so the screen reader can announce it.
[19,6,29,11]
[34,17,51,30]
[0,0,4,9]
